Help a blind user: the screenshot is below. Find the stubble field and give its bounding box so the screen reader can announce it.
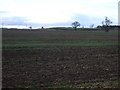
[2,29,119,88]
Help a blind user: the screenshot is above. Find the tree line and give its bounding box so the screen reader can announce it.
[72,17,112,32]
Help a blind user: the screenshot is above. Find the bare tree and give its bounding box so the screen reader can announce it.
[41,26,44,29]
[102,17,112,32]
[72,21,80,30]
[29,26,32,30]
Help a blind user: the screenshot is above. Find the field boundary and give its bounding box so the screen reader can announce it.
[2,42,119,47]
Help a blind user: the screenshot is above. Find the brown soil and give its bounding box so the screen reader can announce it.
[2,46,118,88]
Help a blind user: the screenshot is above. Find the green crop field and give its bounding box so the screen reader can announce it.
[2,42,119,47]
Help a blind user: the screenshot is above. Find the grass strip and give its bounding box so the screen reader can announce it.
[2,42,119,47]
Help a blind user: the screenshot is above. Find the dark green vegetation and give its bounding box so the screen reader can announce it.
[2,29,119,88]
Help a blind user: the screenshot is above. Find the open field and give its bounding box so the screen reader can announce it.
[2,29,119,88]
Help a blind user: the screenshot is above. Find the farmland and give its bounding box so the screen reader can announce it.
[2,29,119,88]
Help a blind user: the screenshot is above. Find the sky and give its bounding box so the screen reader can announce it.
[0,0,119,28]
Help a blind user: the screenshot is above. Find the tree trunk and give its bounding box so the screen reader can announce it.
[105,26,109,32]
[75,27,77,30]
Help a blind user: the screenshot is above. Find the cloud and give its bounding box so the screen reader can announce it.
[0,10,7,14]
[118,1,120,25]
[70,13,102,27]
[1,14,117,29]
[70,13,118,27]
[0,10,8,16]
[26,22,72,28]
[1,15,72,28]
[0,0,118,28]
[2,16,29,26]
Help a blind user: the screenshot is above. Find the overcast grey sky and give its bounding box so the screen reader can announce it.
[0,0,119,28]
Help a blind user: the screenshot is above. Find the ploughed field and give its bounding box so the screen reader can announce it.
[2,29,119,88]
